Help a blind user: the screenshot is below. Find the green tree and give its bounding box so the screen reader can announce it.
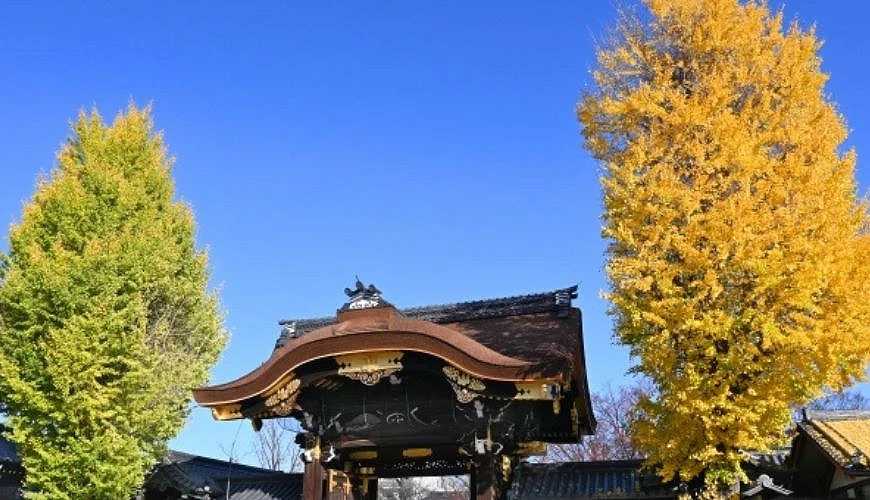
[0,106,227,499]
[579,0,870,489]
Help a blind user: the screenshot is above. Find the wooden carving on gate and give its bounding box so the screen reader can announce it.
[442,365,486,403]
[211,403,243,421]
[336,351,404,386]
[264,373,301,416]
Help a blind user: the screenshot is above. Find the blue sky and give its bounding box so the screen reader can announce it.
[1,1,868,466]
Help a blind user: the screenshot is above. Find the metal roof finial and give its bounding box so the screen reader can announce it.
[342,277,387,310]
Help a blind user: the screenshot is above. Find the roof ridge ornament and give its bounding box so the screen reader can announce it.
[342,276,390,310]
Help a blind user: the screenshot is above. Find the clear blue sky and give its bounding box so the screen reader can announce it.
[1,1,868,466]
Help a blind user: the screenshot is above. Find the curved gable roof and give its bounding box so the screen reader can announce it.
[194,285,595,435]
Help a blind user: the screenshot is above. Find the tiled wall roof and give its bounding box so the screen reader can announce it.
[507,460,674,499]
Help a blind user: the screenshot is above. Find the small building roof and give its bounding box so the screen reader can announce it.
[0,427,18,464]
[147,450,302,499]
[798,410,870,475]
[0,429,301,500]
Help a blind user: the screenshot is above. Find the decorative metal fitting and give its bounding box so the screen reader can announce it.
[336,351,404,386]
[342,276,390,310]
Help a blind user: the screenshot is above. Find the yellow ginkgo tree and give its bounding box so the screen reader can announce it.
[579,0,870,488]
[0,106,226,499]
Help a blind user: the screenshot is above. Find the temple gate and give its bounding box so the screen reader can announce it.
[193,282,596,500]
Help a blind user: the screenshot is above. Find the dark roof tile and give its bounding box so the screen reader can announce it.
[147,451,302,499]
[275,286,578,350]
[0,432,301,500]
[226,476,303,500]
[507,461,674,499]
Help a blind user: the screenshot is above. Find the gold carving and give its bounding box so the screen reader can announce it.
[264,375,301,416]
[345,370,395,386]
[305,437,322,461]
[443,365,485,403]
[516,441,547,456]
[336,351,404,386]
[350,450,378,460]
[443,365,485,390]
[211,403,243,421]
[402,448,433,458]
[501,455,513,482]
[571,403,580,435]
[453,384,477,403]
[514,381,562,413]
[513,381,558,399]
[328,469,350,493]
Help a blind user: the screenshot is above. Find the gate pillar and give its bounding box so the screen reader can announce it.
[303,461,325,500]
[350,475,377,500]
[471,455,500,500]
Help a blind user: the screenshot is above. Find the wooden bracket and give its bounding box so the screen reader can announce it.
[515,441,547,456]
